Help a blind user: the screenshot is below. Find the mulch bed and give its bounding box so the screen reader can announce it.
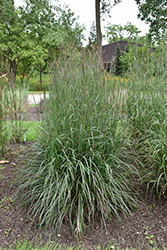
[0,105,167,249]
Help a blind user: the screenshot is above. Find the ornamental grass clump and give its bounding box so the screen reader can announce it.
[1,83,29,142]
[0,74,28,154]
[126,44,167,198]
[17,48,139,236]
[0,75,8,157]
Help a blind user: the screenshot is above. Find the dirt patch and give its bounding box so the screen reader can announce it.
[1,106,167,249]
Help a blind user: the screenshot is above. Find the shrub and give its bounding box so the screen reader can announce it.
[114,44,124,76]
[16,74,50,92]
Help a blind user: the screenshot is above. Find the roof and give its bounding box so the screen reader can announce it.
[102,40,143,64]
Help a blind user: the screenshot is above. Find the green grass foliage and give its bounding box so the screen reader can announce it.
[0,239,164,250]
[0,82,29,156]
[2,44,167,247]
[17,49,139,236]
[125,44,167,198]
[5,121,40,142]
[20,121,40,141]
[0,240,73,250]
[15,43,167,240]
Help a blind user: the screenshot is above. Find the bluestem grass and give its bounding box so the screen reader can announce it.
[0,77,7,157]
[17,48,139,236]
[125,44,167,198]
[0,69,29,153]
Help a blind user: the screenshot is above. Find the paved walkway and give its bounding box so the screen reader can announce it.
[28,93,49,104]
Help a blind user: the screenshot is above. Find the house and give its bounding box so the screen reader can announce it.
[102,40,143,72]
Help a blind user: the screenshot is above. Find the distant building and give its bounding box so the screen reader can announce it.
[102,40,143,72]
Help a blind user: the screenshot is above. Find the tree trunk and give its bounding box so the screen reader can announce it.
[40,64,43,85]
[95,0,102,54]
[39,63,46,98]
[8,60,16,86]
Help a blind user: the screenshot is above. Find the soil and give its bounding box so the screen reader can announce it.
[1,105,167,250]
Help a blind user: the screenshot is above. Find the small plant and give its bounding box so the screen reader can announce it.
[144,226,155,246]
[4,227,11,237]
[0,196,14,210]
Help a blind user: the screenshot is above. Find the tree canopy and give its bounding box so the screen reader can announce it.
[135,0,167,43]
[0,0,85,85]
[87,21,97,49]
[95,0,167,52]
[104,22,141,43]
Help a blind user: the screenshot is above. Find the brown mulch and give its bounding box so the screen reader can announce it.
[1,105,167,249]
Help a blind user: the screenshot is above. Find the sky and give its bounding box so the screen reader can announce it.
[14,0,150,45]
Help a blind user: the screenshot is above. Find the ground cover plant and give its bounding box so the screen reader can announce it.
[0,240,165,250]
[16,48,140,237]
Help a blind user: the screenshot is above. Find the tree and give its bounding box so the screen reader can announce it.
[114,43,123,75]
[87,21,97,49]
[122,43,157,75]
[0,0,51,85]
[19,0,57,84]
[0,0,85,86]
[135,0,167,43]
[95,0,102,53]
[55,5,85,49]
[124,22,141,41]
[95,0,122,53]
[18,0,85,84]
[104,22,141,43]
[104,23,124,43]
[122,44,130,73]
[0,0,21,84]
